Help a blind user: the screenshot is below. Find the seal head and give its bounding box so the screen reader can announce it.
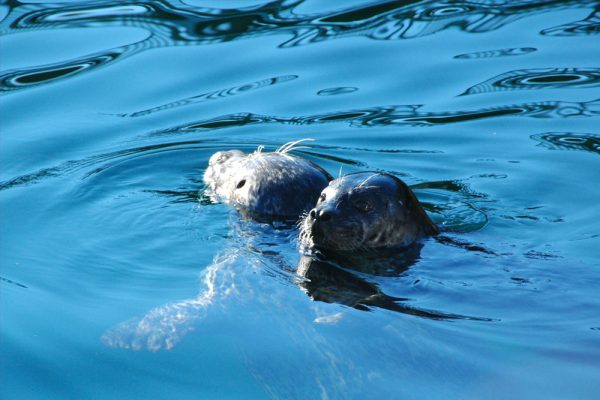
[204,143,332,221]
[301,172,438,253]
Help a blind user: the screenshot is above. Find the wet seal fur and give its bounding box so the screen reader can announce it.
[300,171,438,257]
[204,140,332,221]
[294,172,495,320]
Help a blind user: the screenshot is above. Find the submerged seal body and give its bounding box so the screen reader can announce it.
[301,172,438,254]
[204,142,332,221]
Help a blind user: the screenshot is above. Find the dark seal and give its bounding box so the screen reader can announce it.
[204,141,332,221]
[300,172,438,255]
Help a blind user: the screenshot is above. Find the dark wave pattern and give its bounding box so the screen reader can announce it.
[0,275,28,289]
[0,140,209,192]
[454,47,536,59]
[411,179,490,233]
[0,49,126,92]
[317,87,358,96]
[0,31,173,92]
[461,68,600,95]
[541,5,600,36]
[153,99,600,135]
[1,0,597,91]
[531,132,600,155]
[119,75,297,117]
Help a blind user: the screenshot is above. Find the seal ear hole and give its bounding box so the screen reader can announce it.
[236,179,246,189]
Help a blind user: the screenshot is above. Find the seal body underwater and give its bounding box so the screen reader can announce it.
[204,141,332,221]
[300,172,438,255]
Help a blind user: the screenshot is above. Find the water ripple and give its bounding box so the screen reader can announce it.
[411,180,490,233]
[454,47,536,59]
[316,87,358,96]
[541,5,600,36]
[531,132,600,155]
[0,275,28,289]
[119,75,297,117]
[2,0,597,91]
[0,140,210,191]
[153,99,600,135]
[461,68,600,96]
[40,4,152,22]
[0,50,123,92]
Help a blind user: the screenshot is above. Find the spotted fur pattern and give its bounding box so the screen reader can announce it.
[204,143,332,220]
[300,172,438,253]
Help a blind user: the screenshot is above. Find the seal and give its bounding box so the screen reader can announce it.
[204,140,333,221]
[300,172,438,254]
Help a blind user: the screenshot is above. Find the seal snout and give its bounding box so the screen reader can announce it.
[310,208,333,222]
[306,204,354,249]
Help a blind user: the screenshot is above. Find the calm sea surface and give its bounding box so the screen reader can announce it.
[1,1,599,399]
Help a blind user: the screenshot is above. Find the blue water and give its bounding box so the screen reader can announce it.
[2,1,600,399]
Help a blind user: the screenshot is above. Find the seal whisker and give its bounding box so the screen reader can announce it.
[357,173,381,188]
[253,145,265,154]
[204,146,332,221]
[277,138,315,154]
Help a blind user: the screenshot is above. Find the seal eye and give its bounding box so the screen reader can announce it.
[353,200,373,213]
[319,193,326,202]
[236,179,246,189]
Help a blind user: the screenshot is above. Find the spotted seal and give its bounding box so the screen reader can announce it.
[204,140,332,221]
[300,172,438,255]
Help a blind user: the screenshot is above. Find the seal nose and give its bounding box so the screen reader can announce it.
[318,209,332,222]
[309,207,334,224]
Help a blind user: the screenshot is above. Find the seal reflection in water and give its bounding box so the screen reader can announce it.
[296,172,485,319]
[204,141,332,221]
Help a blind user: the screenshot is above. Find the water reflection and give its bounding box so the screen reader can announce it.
[0,51,124,91]
[541,4,600,36]
[0,275,28,289]
[531,132,600,155]
[412,179,490,233]
[461,68,600,96]
[103,221,493,350]
[317,86,358,96]
[119,75,298,117]
[297,255,490,320]
[454,47,537,59]
[0,139,210,191]
[154,98,600,135]
[2,0,597,91]
[9,0,594,42]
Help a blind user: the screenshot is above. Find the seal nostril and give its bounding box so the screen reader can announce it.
[309,209,316,219]
[236,179,246,189]
[319,210,332,222]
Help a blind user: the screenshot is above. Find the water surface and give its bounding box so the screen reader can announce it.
[1,1,600,399]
